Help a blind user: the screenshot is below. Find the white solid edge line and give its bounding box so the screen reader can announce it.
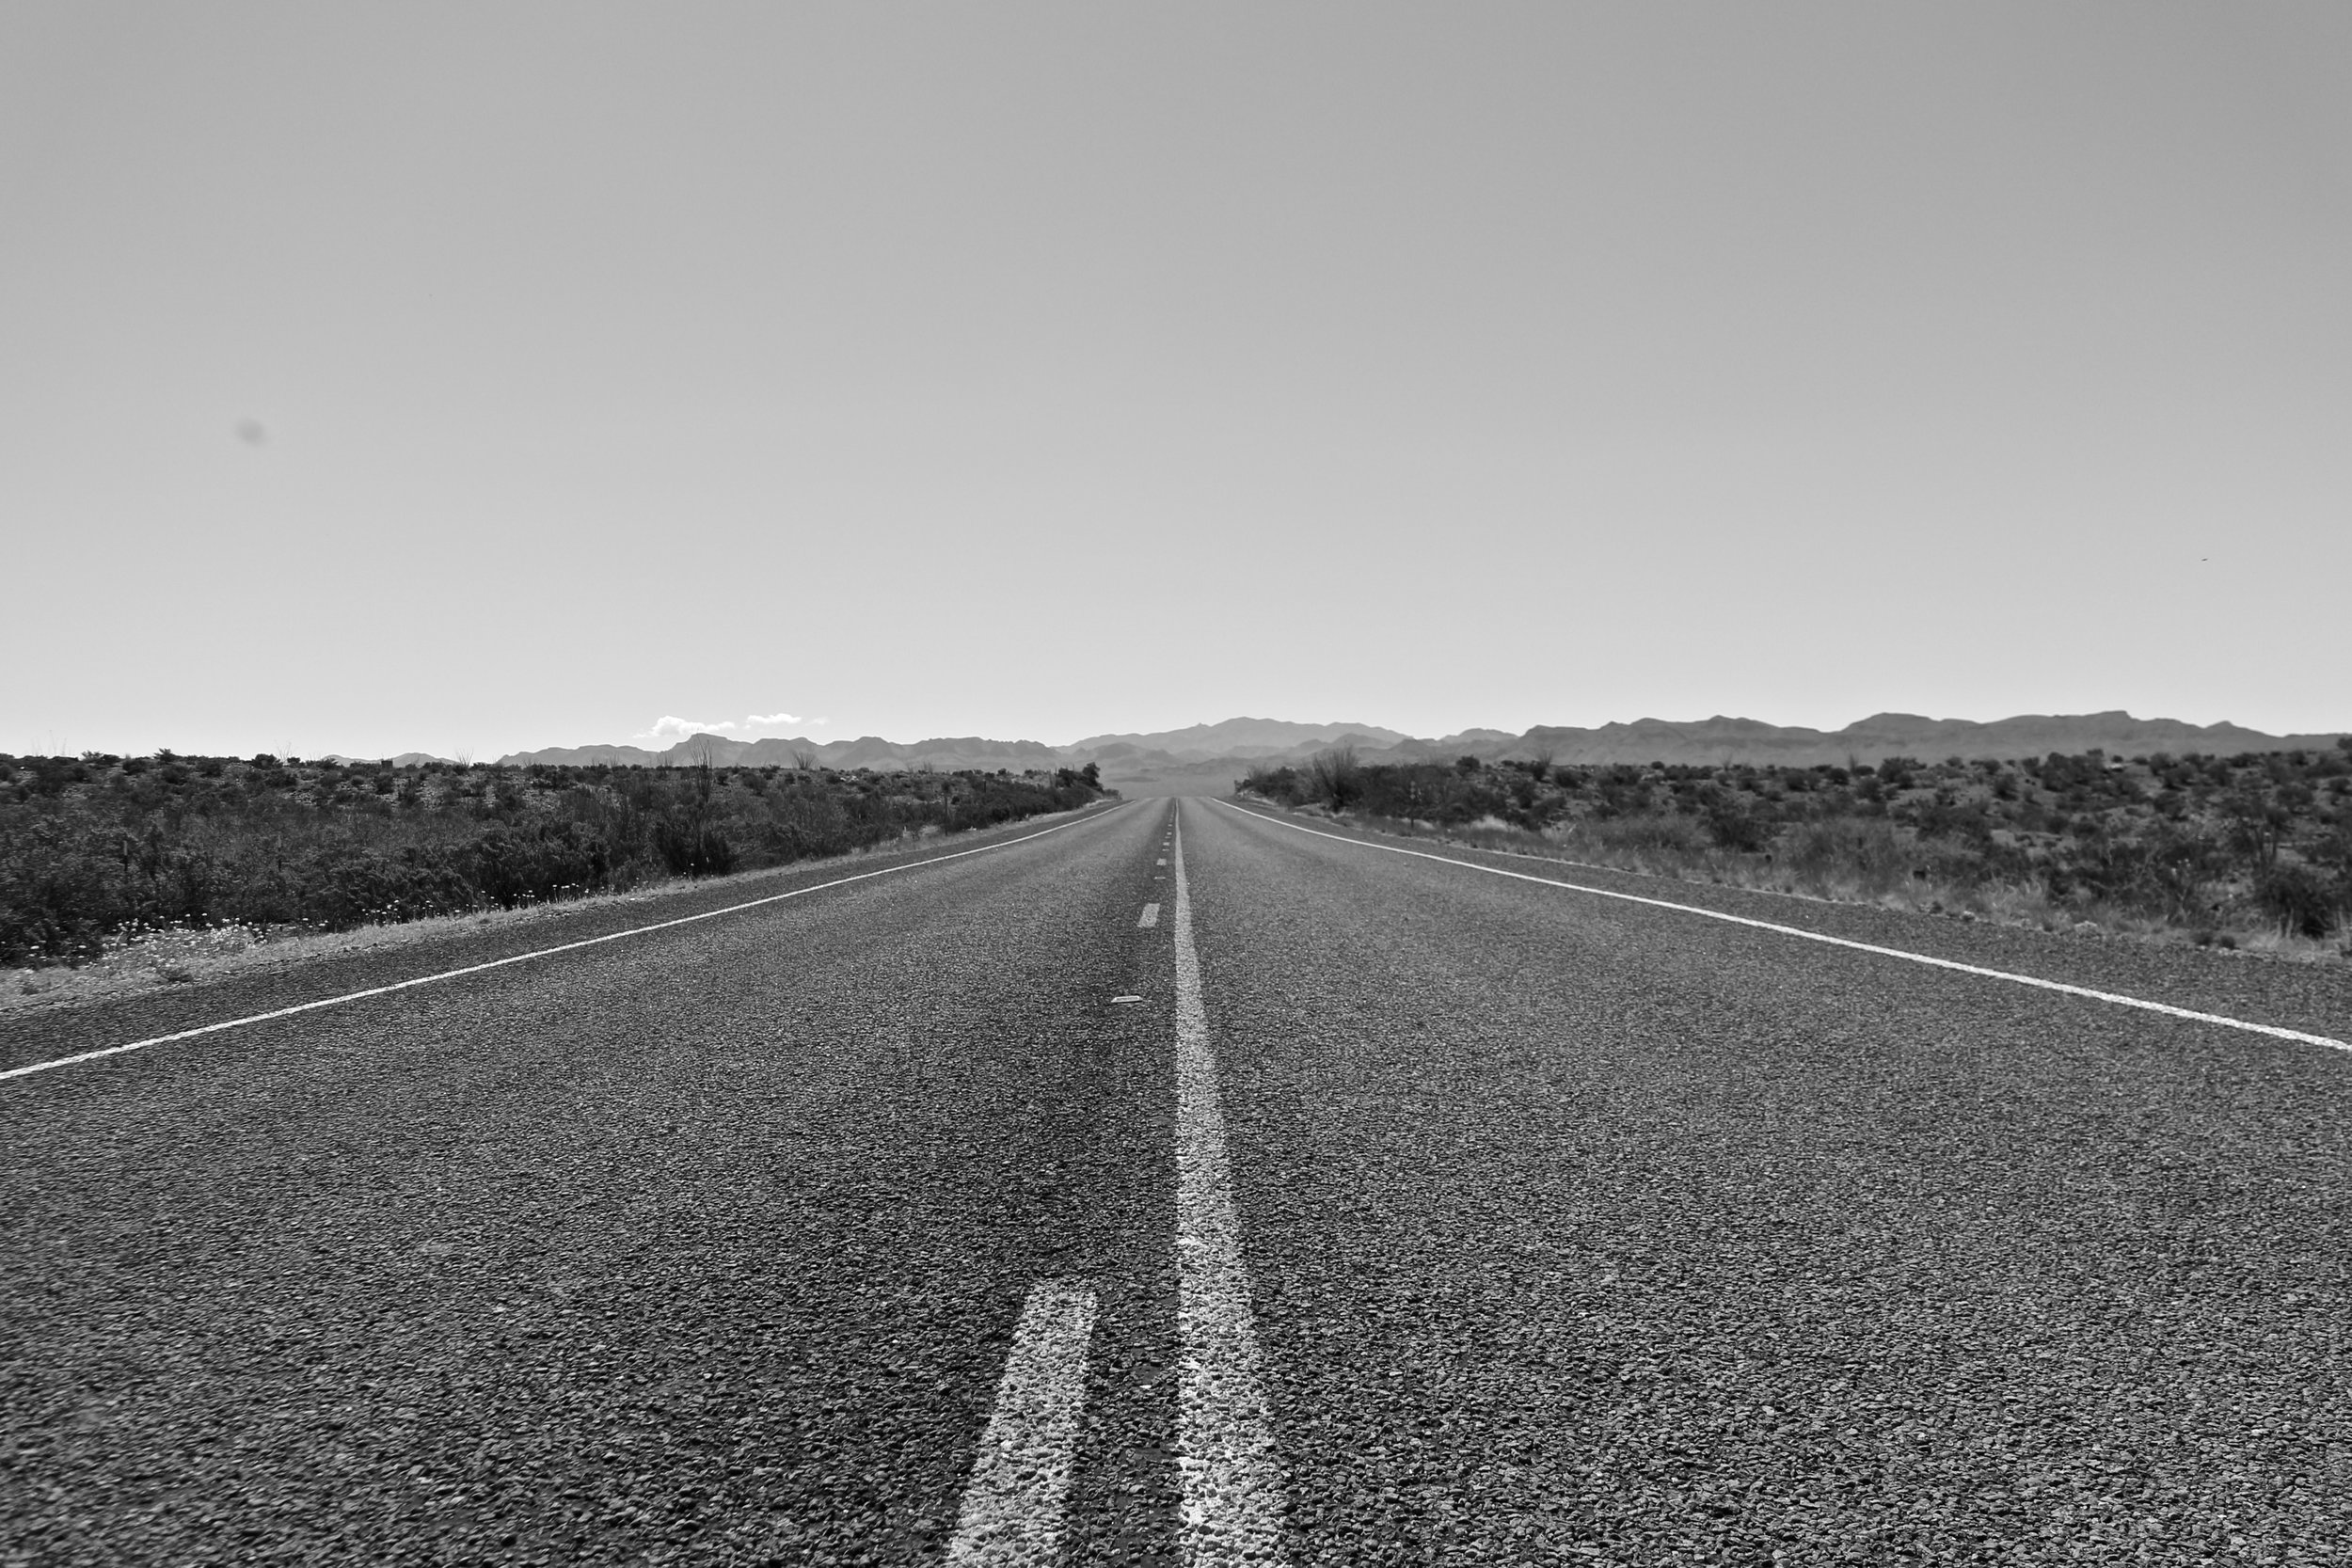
[947,1278,1100,1568]
[1211,799,2351,1054]
[1171,802,1290,1566]
[1139,903,1162,928]
[1,804,1130,1085]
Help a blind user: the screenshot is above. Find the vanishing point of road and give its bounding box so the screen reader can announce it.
[6,797,2349,1565]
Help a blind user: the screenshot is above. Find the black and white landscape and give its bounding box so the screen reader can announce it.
[7,5,2350,1565]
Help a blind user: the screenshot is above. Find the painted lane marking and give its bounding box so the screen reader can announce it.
[1112,994,1144,1004]
[1171,805,1290,1564]
[1157,858,1168,865]
[2,806,1129,1085]
[1139,903,1162,928]
[1211,800,2350,1053]
[947,1279,1099,1567]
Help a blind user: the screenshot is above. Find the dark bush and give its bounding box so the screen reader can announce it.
[1702,797,1772,852]
[1239,764,1304,805]
[2259,863,2341,940]
[653,816,738,878]
[1305,746,1364,810]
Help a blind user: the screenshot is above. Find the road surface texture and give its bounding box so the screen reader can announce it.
[5,797,2348,1566]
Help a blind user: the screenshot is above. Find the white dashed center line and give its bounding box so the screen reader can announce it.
[1170,807,1290,1564]
[1139,903,1161,928]
[948,1280,1099,1567]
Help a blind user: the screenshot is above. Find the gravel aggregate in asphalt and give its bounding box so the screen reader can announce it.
[5,803,1181,1566]
[1191,799,2351,1565]
[7,794,2349,1565]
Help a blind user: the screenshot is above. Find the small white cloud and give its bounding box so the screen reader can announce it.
[638,715,731,741]
[637,710,808,742]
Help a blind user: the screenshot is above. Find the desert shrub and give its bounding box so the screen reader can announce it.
[1581,813,1707,858]
[1780,817,1911,897]
[2128,825,2223,921]
[296,845,481,926]
[2258,863,2341,940]
[1303,746,1364,810]
[1699,789,1772,852]
[2057,827,2215,917]
[469,822,609,907]
[653,816,737,878]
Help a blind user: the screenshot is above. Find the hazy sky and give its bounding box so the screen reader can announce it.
[6,3,2347,758]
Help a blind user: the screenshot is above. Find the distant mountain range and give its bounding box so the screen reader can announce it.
[488,735,1064,772]
[481,710,2344,779]
[1068,718,1408,756]
[1503,711,2347,768]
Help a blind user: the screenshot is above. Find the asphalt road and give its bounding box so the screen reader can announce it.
[6,797,2350,1566]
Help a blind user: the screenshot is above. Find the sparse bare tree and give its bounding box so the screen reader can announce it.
[1305,744,1362,810]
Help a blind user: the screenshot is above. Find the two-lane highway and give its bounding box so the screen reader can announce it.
[6,796,2350,1565]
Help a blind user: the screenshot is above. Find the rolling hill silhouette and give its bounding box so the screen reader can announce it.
[493,711,2344,780]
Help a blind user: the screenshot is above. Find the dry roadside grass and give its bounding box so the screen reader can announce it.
[1288,803,2352,968]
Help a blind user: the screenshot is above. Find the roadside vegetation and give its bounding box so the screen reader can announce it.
[1240,744,2352,958]
[0,752,1107,973]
